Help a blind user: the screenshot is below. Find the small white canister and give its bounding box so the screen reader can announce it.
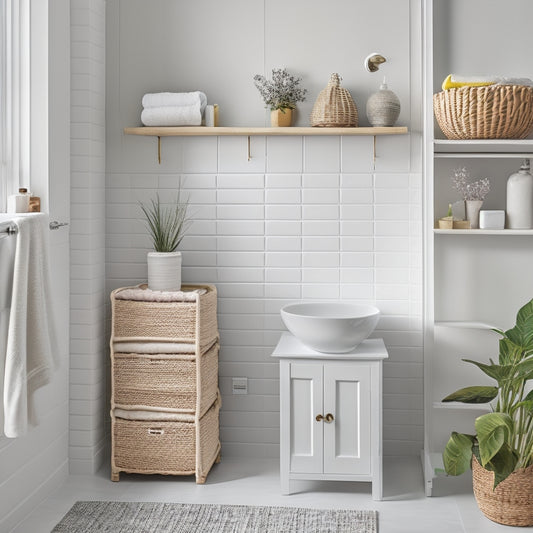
[7,188,30,213]
[479,210,505,230]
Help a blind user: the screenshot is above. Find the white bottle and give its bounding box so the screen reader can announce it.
[507,159,533,229]
[7,188,30,213]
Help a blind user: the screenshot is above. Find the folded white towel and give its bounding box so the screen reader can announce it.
[113,342,197,354]
[142,91,207,112]
[141,105,202,127]
[3,214,58,438]
[114,284,207,302]
[495,77,533,87]
[114,408,195,421]
[450,74,497,84]
[451,75,533,87]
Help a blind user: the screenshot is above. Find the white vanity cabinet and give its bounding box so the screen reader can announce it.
[272,332,388,500]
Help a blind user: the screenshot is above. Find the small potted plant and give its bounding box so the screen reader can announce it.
[253,68,307,127]
[442,298,533,526]
[451,167,491,229]
[140,187,191,291]
[438,203,454,229]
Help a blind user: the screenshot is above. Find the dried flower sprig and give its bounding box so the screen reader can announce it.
[451,167,491,201]
[253,68,307,111]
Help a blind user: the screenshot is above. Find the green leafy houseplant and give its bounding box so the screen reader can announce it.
[253,68,307,111]
[442,298,533,488]
[140,190,191,253]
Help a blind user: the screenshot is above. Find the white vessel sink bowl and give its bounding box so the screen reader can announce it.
[280,302,380,353]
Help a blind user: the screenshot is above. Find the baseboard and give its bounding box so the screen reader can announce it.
[69,439,107,475]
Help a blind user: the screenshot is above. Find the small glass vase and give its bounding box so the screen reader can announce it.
[465,200,483,229]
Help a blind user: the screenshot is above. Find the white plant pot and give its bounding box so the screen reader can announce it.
[147,251,182,291]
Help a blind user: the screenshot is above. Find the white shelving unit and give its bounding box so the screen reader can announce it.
[422,0,533,496]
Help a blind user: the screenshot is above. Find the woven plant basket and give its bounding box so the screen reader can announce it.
[433,85,533,139]
[472,455,533,526]
[310,73,358,127]
[113,341,219,414]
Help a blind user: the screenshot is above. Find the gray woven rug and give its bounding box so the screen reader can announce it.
[51,501,377,532]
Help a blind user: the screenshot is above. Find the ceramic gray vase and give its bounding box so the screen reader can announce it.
[465,200,483,229]
[366,79,401,127]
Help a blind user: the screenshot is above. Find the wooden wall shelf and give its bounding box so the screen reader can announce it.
[124,126,408,163]
[124,126,408,137]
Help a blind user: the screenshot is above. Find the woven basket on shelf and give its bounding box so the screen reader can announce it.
[472,455,533,526]
[310,73,358,127]
[433,85,533,139]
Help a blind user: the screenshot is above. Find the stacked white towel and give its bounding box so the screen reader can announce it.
[141,91,207,126]
[3,214,58,438]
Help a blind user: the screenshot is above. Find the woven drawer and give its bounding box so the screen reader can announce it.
[112,398,220,477]
[112,284,218,350]
[113,342,218,414]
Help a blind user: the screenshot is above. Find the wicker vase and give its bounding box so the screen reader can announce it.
[310,73,358,127]
[472,456,533,526]
[271,108,292,127]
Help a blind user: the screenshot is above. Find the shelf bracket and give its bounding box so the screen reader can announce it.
[373,135,377,168]
[157,136,161,164]
[247,135,251,161]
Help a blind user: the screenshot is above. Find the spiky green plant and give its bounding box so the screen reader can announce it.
[140,189,191,253]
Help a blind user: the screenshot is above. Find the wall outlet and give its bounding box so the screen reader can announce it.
[232,377,248,395]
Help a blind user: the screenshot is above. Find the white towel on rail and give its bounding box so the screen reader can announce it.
[141,105,203,126]
[142,91,207,111]
[3,213,58,438]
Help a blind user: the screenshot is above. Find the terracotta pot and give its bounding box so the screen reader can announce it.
[472,455,533,526]
[271,108,292,127]
[147,251,182,291]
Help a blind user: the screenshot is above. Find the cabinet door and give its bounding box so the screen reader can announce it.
[289,363,323,474]
[323,364,371,475]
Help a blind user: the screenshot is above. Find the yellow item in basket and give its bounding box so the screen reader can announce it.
[441,74,495,91]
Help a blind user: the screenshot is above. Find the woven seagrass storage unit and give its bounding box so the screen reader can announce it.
[110,284,220,484]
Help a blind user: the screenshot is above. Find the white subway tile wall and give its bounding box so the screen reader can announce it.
[106,135,423,458]
[70,0,107,474]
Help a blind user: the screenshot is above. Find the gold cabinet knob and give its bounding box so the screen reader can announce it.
[316,414,324,422]
[325,413,335,423]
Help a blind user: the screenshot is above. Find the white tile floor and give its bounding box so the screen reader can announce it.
[11,457,516,533]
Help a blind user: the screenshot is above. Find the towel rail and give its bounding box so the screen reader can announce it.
[0,220,69,239]
[0,224,17,239]
[49,220,69,230]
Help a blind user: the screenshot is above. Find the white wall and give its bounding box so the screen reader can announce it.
[0,1,70,530]
[69,0,107,474]
[105,0,424,458]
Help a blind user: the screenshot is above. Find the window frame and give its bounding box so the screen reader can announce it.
[0,0,31,211]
